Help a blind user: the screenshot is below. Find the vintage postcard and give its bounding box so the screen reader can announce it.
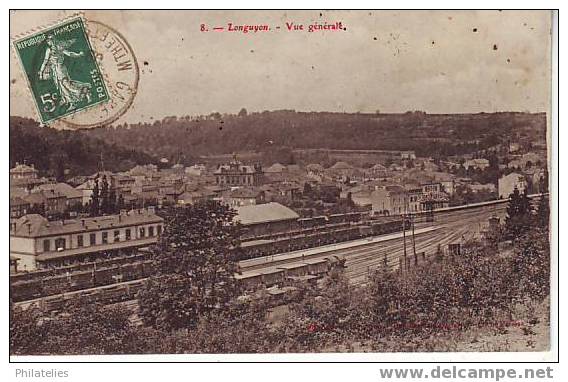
[9,10,556,361]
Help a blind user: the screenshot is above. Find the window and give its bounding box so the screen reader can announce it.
[55,238,66,250]
[125,229,131,240]
[114,230,120,242]
[157,225,162,236]
[89,233,96,246]
[102,232,108,244]
[43,239,50,252]
[77,235,84,247]
[139,227,146,238]
[149,226,154,237]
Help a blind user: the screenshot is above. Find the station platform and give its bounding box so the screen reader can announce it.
[239,225,442,270]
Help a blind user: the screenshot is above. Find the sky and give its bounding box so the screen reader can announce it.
[10,10,552,124]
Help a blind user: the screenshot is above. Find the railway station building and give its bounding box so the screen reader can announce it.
[9,209,164,271]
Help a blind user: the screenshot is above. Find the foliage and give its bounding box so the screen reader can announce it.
[512,227,550,300]
[10,302,47,355]
[82,111,546,160]
[278,273,364,351]
[10,116,157,179]
[137,201,242,331]
[137,274,200,332]
[10,298,138,355]
[87,175,123,216]
[177,299,274,353]
[450,184,497,207]
[11,223,550,355]
[504,188,533,241]
[535,194,550,229]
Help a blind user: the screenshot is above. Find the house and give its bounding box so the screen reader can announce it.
[34,182,83,209]
[369,186,407,216]
[327,161,365,183]
[22,192,47,214]
[364,179,391,191]
[463,158,490,171]
[10,187,29,200]
[10,197,30,218]
[185,164,207,177]
[10,163,51,191]
[340,184,369,199]
[222,188,266,207]
[10,163,39,180]
[405,186,423,213]
[264,163,287,174]
[23,190,67,217]
[113,173,137,190]
[328,161,353,173]
[469,183,497,193]
[420,183,449,210]
[498,173,527,198]
[306,163,325,181]
[214,156,263,186]
[508,152,543,170]
[158,185,182,206]
[128,164,158,177]
[274,182,302,201]
[430,172,456,196]
[388,163,405,172]
[76,179,96,205]
[400,151,416,160]
[366,164,389,179]
[177,189,216,205]
[421,182,443,194]
[9,209,164,271]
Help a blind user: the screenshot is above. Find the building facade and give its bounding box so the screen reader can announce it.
[214,156,263,186]
[10,209,164,271]
[498,172,527,198]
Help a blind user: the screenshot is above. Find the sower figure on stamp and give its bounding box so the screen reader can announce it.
[38,35,92,111]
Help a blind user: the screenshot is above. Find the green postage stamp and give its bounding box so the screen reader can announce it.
[13,17,109,124]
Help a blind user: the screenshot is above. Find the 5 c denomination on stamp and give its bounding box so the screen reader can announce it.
[13,16,110,125]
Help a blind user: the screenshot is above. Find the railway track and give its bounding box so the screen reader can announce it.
[239,204,506,286]
[348,226,474,285]
[13,200,512,310]
[345,208,502,284]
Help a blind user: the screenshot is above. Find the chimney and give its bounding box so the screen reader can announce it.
[81,219,85,227]
[26,223,31,235]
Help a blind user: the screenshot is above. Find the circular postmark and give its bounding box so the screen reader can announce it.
[58,19,139,129]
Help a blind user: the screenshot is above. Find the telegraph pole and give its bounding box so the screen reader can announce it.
[402,196,407,270]
[411,213,416,257]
